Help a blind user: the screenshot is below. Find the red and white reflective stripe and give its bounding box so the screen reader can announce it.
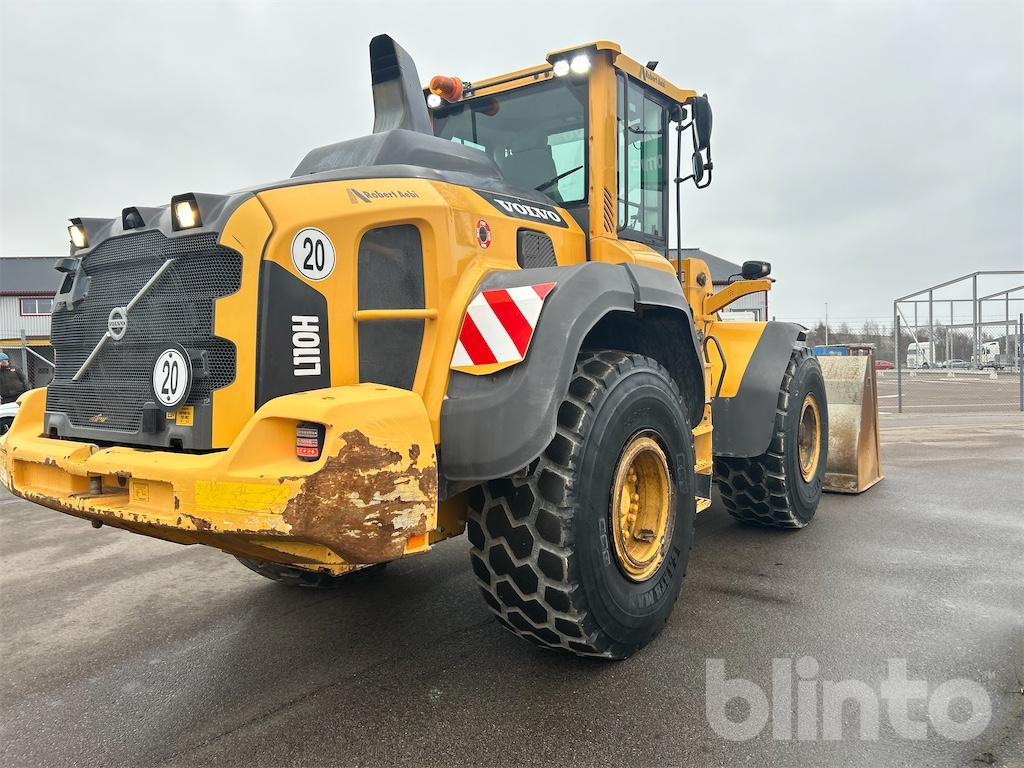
[451,282,556,368]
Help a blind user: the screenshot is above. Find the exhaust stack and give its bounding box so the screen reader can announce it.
[369,34,432,135]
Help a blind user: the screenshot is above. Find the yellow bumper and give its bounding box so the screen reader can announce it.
[0,386,437,570]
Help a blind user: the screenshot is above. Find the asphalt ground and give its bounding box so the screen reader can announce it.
[877,369,1023,414]
[1,410,1022,768]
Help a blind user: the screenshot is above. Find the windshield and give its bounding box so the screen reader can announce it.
[430,78,588,205]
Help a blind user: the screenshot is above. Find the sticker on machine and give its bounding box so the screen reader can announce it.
[152,345,192,411]
[291,228,336,281]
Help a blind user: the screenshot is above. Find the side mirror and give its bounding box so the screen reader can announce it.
[691,95,712,151]
[741,260,771,280]
[691,152,705,184]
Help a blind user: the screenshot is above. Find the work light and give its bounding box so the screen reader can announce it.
[171,195,201,230]
[67,219,87,249]
[569,54,591,75]
[426,93,442,109]
[552,59,570,77]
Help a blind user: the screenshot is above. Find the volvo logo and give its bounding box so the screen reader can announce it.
[107,306,128,341]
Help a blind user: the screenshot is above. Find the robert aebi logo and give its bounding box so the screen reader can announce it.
[347,188,419,203]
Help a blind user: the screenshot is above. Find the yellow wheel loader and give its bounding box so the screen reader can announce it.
[0,35,873,658]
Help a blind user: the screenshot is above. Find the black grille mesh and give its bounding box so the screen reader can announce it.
[516,229,557,269]
[47,231,242,434]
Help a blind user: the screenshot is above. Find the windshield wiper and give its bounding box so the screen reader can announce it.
[535,164,583,193]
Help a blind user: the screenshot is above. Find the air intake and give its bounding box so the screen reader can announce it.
[369,34,432,135]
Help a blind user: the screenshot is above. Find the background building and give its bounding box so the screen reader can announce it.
[668,248,769,321]
[0,256,58,387]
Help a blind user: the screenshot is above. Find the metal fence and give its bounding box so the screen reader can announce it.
[890,271,1024,414]
[890,313,1023,414]
[777,309,1023,415]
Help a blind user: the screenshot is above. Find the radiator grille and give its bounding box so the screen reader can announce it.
[47,231,242,435]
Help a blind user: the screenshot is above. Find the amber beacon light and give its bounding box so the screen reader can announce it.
[429,74,464,103]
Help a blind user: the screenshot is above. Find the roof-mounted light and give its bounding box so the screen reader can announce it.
[429,74,465,103]
[426,92,443,109]
[569,53,591,75]
[552,59,570,77]
[67,219,87,249]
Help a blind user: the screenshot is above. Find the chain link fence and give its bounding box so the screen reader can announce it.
[774,314,1024,415]
[891,313,1023,414]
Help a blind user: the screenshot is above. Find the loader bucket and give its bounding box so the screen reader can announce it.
[818,355,884,493]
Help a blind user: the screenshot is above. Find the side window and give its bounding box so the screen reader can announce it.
[617,76,668,242]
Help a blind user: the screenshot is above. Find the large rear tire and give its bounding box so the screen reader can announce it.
[714,346,827,528]
[468,350,696,659]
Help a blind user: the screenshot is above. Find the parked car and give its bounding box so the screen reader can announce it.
[939,359,971,369]
[0,399,18,436]
[875,360,895,370]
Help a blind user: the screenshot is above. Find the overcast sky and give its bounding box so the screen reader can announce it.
[1,0,1021,322]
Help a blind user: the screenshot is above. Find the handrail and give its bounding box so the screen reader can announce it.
[702,334,727,399]
[352,308,438,322]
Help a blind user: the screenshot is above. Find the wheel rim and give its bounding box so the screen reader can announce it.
[610,434,674,582]
[797,393,822,483]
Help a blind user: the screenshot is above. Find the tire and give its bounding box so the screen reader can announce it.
[714,346,827,529]
[235,557,386,588]
[467,350,696,659]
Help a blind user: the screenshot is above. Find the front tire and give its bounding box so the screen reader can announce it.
[714,346,828,528]
[468,350,696,659]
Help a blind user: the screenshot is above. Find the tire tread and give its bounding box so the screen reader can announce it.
[469,350,690,659]
[714,346,820,529]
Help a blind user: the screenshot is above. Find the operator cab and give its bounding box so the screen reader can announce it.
[426,41,713,258]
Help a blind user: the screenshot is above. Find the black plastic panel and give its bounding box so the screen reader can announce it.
[517,229,557,269]
[358,319,424,390]
[357,225,425,390]
[357,225,424,310]
[255,262,332,407]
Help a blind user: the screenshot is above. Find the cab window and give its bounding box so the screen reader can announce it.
[431,78,588,206]
[617,75,668,245]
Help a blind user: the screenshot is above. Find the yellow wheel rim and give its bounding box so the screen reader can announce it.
[610,434,674,582]
[797,393,822,483]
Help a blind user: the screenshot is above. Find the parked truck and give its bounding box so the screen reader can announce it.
[979,341,1007,370]
[906,341,934,369]
[1,36,851,658]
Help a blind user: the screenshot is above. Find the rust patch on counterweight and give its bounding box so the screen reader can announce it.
[281,430,437,563]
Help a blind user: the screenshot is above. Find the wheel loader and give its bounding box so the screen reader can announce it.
[0,35,880,659]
